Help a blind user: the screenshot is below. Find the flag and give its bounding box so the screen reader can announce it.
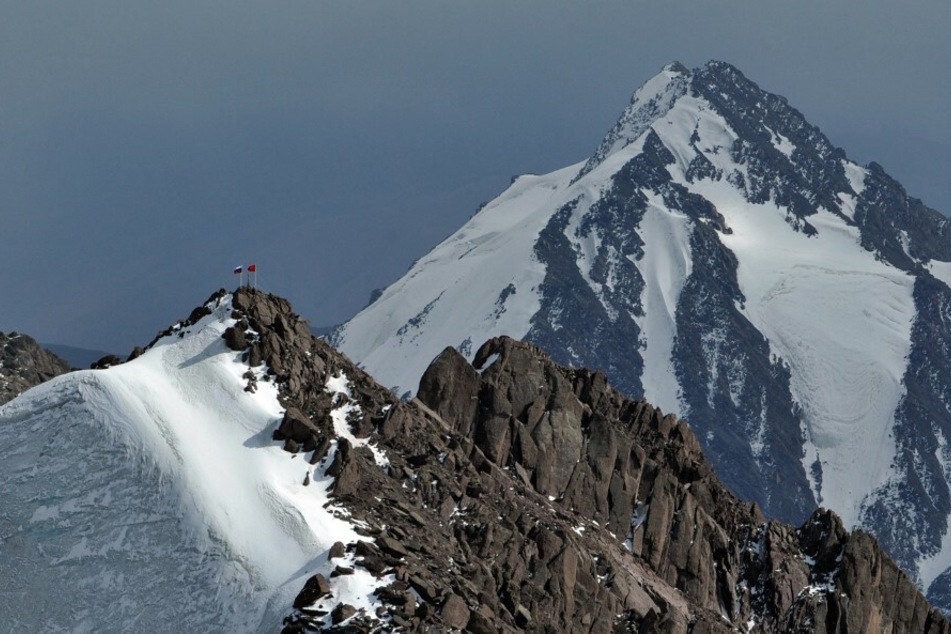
[247,264,257,273]
[233,266,243,274]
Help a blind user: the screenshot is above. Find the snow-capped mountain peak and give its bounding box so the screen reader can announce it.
[580,61,691,177]
[334,60,951,609]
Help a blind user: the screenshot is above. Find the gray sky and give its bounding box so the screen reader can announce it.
[3,1,950,353]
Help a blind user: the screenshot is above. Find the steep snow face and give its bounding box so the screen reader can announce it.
[334,163,582,395]
[645,85,915,524]
[0,296,389,631]
[628,197,692,414]
[694,182,913,524]
[580,62,691,177]
[722,203,913,525]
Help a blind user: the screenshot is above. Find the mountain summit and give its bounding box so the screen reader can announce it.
[334,60,951,605]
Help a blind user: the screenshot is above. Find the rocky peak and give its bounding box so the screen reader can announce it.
[0,331,72,404]
[235,307,948,632]
[409,336,948,632]
[222,287,395,458]
[579,61,691,178]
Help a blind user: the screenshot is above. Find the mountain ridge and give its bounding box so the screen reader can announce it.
[0,331,73,404]
[4,287,949,631]
[333,60,951,606]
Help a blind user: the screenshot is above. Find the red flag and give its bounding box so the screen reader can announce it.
[233,266,243,274]
[247,264,257,273]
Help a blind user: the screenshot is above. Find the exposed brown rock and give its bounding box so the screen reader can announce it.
[330,603,356,624]
[439,593,470,629]
[293,574,331,610]
[224,290,948,633]
[0,332,73,404]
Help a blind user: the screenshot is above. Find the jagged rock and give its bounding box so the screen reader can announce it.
[282,438,300,454]
[377,535,409,559]
[91,354,123,369]
[275,406,320,447]
[329,542,346,559]
[330,603,357,624]
[439,593,470,629]
[464,607,497,634]
[223,325,248,351]
[292,574,331,609]
[0,332,72,404]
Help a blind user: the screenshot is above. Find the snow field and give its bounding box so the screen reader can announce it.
[686,175,913,526]
[630,195,693,415]
[0,295,391,631]
[628,89,915,526]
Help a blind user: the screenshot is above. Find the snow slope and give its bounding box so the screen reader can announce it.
[0,295,389,632]
[686,176,913,526]
[641,91,916,524]
[336,164,579,395]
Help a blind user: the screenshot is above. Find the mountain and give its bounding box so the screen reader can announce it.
[0,331,72,404]
[2,287,948,632]
[41,342,114,370]
[333,60,951,605]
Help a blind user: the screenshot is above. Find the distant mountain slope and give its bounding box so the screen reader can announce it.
[41,342,113,369]
[333,60,951,606]
[0,331,72,404]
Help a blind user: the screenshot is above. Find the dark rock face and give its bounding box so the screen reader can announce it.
[414,337,948,633]
[229,288,945,633]
[860,273,951,581]
[0,332,73,404]
[672,218,814,523]
[90,354,123,369]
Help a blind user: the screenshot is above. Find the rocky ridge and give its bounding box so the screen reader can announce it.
[0,331,72,404]
[225,288,947,632]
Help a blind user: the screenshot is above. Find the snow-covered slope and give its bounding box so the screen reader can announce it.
[0,294,389,631]
[334,60,951,605]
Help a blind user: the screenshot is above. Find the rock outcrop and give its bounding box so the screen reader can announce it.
[0,332,72,404]
[225,289,948,632]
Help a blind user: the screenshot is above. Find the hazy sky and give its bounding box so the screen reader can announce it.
[3,1,951,353]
